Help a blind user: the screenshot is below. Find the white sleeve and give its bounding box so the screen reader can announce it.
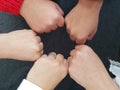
[17,79,43,90]
[115,76,120,88]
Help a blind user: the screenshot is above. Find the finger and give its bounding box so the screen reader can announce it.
[64,59,68,70]
[70,49,76,56]
[70,35,76,41]
[43,26,52,33]
[87,30,97,40]
[29,30,37,36]
[56,54,64,63]
[67,30,76,41]
[41,54,47,58]
[67,57,73,66]
[66,27,75,41]
[37,54,47,62]
[48,52,57,59]
[75,45,85,51]
[75,45,81,50]
[51,25,58,31]
[66,26,70,34]
[76,39,86,45]
[39,50,44,56]
[36,36,41,43]
[57,15,65,27]
[39,42,43,51]
[55,3,64,16]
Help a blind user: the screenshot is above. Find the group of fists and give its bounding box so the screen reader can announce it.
[26,45,110,90]
[20,0,102,44]
[4,29,111,90]
[5,0,114,90]
[2,0,103,61]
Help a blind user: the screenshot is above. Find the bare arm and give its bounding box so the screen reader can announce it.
[0,33,9,58]
[0,30,43,61]
[69,45,119,90]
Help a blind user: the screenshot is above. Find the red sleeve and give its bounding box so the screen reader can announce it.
[0,0,23,16]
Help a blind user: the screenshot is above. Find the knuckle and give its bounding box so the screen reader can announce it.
[80,45,92,52]
[48,21,55,27]
[35,36,41,43]
[40,43,43,50]
[57,54,64,58]
[38,37,41,42]
[53,13,59,20]
[48,15,59,27]
[28,30,35,35]
[32,44,40,52]
[76,45,92,57]
[75,51,81,56]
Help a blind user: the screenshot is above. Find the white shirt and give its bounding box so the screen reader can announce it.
[109,60,120,88]
[17,79,43,90]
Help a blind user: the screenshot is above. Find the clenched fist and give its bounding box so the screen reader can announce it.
[65,0,103,44]
[68,45,119,90]
[20,0,64,33]
[0,30,43,61]
[27,53,68,90]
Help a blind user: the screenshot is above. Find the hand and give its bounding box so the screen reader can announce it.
[68,45,119,90]
[20,0,64,33]
[65,0,103,44]
[2,30,43,61]
[26,53,68,90]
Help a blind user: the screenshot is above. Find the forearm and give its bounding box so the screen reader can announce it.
[77,0,103,9]
[0,33,10,58]
[85,72,119,90]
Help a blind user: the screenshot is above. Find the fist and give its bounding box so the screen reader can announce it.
[27,53,68,90]
[20,0,64,33]
[68,45,109,88]
[6,30,43,61]
[65,0,103,44]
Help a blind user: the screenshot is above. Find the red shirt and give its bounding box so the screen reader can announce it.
[0,0,23,16]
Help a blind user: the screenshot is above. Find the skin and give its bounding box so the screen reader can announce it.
[0,30,43,61]
[20,0,103,44]
[68,45,119,90]
[26,53,68,90]
[65,0,103,44]
[20,0,64,33]
[25,45,119,90]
